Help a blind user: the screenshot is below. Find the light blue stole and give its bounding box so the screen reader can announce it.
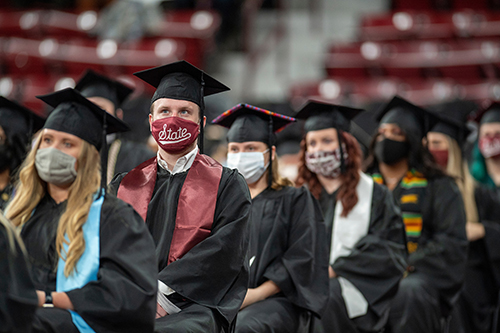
[56,193,104,333]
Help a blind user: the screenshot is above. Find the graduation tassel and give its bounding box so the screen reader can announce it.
[99,112,108,198]
[338,129,346,174]
[199,72,205,154]
[268,114,273,188]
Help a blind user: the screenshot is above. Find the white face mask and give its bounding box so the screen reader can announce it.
[227,149,270,184]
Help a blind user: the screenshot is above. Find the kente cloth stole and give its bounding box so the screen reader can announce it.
[56,193,104,333]
[117,153,223,264]
[372,169,427,254]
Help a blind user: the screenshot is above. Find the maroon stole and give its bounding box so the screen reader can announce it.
[117,153,223,264]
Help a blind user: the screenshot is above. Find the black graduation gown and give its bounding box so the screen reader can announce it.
[387,176,468,333]
[0,223,38,333]
[109,165,251,333]
[0,183,13,211]
[236,186,329,333]
[452,185,500,333]
[21,193,158,333]
[111,139,155,175]
[316,181,407,333]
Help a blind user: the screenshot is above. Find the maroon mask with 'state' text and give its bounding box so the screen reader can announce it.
[152,117,200,154]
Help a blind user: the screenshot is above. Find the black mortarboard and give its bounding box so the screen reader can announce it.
[213,103,295,186]
[376,96,437,140]
[0,96,45,144]
[474,102,500,125]
[133,60,230,107]
[37,88,130,191]
[212,103,295,144]
[37,88,130,150]
[428,100,476,145]
[134,60,230,153]
[294,100,364,133]
[75,69,133,110]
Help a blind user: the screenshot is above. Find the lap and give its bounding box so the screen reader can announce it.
[155,302,221,333]
[31,308,79,333]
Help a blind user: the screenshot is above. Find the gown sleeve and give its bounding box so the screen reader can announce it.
[409,177,468,311]
[157,168,251,327]
[475,185,500,286]
[0,224,38,333]
[332,183,408,317]
[262,187,330,317]
[65,196,157,333]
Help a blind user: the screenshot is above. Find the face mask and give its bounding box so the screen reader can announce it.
[0,144,12,172]
[479,135,500,159]
[305,148,346,179]
[227,149,270,184]
[35,148,78,186]
[430,149,449,168]
[375,138,409,165]
[152,117,200,154]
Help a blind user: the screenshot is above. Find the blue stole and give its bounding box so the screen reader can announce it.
[56,194,104,333]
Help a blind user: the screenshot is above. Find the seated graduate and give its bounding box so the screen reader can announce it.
[212,104,329,333]
[294,100,407,333]
[364,96,468,333]
[0,212,38,333]
[470,102,500,190]
[0,97,45,210]
[5,88,157,333]
[426,101,500,333]
[75,69,155,181]
[108,61,251,333]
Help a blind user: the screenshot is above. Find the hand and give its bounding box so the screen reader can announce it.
[36,290,45,307]
[466,222,485,241]
[240,281,281,310]
[156,302,168,319]
[329,266,337,278]
[240,288,259,310]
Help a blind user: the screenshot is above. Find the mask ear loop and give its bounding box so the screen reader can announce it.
[268,114,273,188]
[199,72,205,154]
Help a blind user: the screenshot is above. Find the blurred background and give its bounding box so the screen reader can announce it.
[1,0,499,167]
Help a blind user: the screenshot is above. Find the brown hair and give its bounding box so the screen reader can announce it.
[7,135,101,277]
[296,131,362,217]
[270,151,294,190]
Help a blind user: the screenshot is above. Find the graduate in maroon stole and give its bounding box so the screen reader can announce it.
[109,60,251,333]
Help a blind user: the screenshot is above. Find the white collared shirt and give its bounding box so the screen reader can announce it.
[157,146,198,174]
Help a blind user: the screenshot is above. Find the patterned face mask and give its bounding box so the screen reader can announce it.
[479,134,500,159]
[305,147,348,179]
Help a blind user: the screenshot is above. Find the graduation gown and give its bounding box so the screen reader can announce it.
[21,193,157,333]
[452,185,500,333]
[316,181,407,333]
[236,186,329,333]
[109,139,155,176]
[109,164,251,332]
[372,173,468,333]
[0,183,13,211]
[0,223,38,333]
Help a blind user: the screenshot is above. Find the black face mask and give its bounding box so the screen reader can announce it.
[375,138,409,165]
[0,144,12,172]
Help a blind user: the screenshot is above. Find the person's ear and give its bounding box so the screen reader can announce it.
[271,146,276,161]
[203,116,207,128]
[149,113,153,132]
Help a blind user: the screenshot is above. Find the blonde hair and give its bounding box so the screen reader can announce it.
[445,136,479,223]
[6,135,101,276]
[270,153,294,190]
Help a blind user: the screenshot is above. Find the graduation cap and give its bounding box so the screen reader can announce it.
[376,96,438,140]
[134,60,230,153]
[75,69,133,110]
[294,100,364,133]
[472,101,500,125]
[0,96,45,145]
[428,100,477,146]
[37,88,130,190]
[212,103,296,186]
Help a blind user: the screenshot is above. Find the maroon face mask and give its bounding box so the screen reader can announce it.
[430,149,449,168]
[479,134,500,159]
[152,117,200,154]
